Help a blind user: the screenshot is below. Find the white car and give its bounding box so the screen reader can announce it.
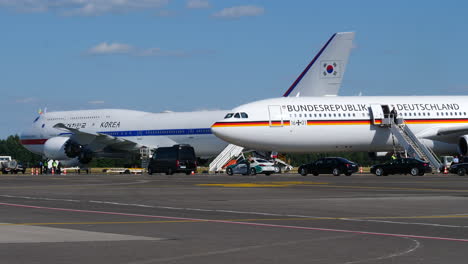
[249,158,280,175]
[226,157,280,176]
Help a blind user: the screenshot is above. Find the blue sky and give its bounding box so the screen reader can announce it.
[1,0,468,138]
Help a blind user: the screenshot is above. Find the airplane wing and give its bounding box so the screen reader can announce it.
[53,123,141,152]
[283,32,355,97]
[418,124,468,144]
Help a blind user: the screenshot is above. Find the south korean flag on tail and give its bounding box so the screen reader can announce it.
[321,61,341,78]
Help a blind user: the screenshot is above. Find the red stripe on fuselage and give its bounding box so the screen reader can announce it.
[20,139,48,145]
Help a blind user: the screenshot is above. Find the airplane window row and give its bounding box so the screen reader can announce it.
[47,118,66,121]
[401,112,467,117]
[224,112,249,119]
[290,113,358,118]
[71,116,101,120]
[290,111,468,119]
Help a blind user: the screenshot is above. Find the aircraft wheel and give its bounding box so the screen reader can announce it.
[410,167,419,176]
[166,168,173,175]
[457,168,466,176]
[226,168,233,176]
[332,168,341,176]
[250,168,257,175]
[148,168,153,175]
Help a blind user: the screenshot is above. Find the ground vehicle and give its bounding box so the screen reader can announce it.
[370,158,431,176]
[298,157,358,176]
[226,158,279,176]
[0,156,26,174]
[449,162,468,176]
[147,145,197,175]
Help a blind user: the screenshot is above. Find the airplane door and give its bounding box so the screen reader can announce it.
[369,104,384,125]
[268,105,283,127]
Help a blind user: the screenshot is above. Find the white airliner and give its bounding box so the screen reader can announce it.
[20,32,355,165]
[212,96,468,156]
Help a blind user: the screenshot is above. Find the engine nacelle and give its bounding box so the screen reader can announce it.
[458,135,468,156]
[368,152,389,160]
[43,137,93,163]
[64,140,82,158]
[43,137,71,160]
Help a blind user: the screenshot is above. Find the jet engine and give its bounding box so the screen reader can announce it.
[368,152,389,160]
[458,135,468,156]
[64,140,82,158]
[43,137,93,164]
[43,137,72,160]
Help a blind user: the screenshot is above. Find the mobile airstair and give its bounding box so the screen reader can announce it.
[389,120,442,172]
[209,144,244,173]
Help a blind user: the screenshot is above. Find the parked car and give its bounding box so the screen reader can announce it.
[147,144,197,175]
[449,162,468,176]
[370,158,431,176]
[226,157,279,176]
[298,157,358,176]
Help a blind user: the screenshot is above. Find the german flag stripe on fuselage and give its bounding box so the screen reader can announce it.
[212,118,468,127]
[212,121,291,127]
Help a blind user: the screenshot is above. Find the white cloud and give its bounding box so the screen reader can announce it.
[88,100,105,104]
[186,0,210,9]
[87,42,133,55]
[212,5,264,19]
[86,42,212,57]
[0,0,169,16]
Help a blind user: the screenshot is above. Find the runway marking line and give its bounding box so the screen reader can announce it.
[197,181,468,192]
[3,213,468,227]
[1,202,468,243]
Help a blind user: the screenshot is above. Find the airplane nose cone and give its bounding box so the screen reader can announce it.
[211,121,243,145]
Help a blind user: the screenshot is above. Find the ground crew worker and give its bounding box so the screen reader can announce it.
[391,153,397,160]
[38,161,43,174]
[52,160,58,172]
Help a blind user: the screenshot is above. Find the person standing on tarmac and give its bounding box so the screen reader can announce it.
[52,160,58,173]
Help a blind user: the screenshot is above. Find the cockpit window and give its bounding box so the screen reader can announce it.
[33,116,40,123]
[234,113,241,118]
[224,113,234,119]
[241,112,248,118]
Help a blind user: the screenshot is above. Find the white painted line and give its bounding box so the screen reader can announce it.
[1,202,468,243]
[2,194,468,229]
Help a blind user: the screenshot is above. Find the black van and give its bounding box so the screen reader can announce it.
[147,145,197,175]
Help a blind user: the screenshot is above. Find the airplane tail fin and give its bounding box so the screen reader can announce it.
[283,32,355,97]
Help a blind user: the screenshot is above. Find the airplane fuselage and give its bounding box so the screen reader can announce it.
[21,109,229,158]
[212,96,468,155]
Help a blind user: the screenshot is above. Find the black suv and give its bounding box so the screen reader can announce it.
[298,157,358,176]
[370,158,431,176]
[148,145,197,175]
[449,161,468,176]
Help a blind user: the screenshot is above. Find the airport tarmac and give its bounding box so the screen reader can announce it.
[0,173,468,264]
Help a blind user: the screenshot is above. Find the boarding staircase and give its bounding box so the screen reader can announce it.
[389,119,443,172]
[209,144,244,173]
